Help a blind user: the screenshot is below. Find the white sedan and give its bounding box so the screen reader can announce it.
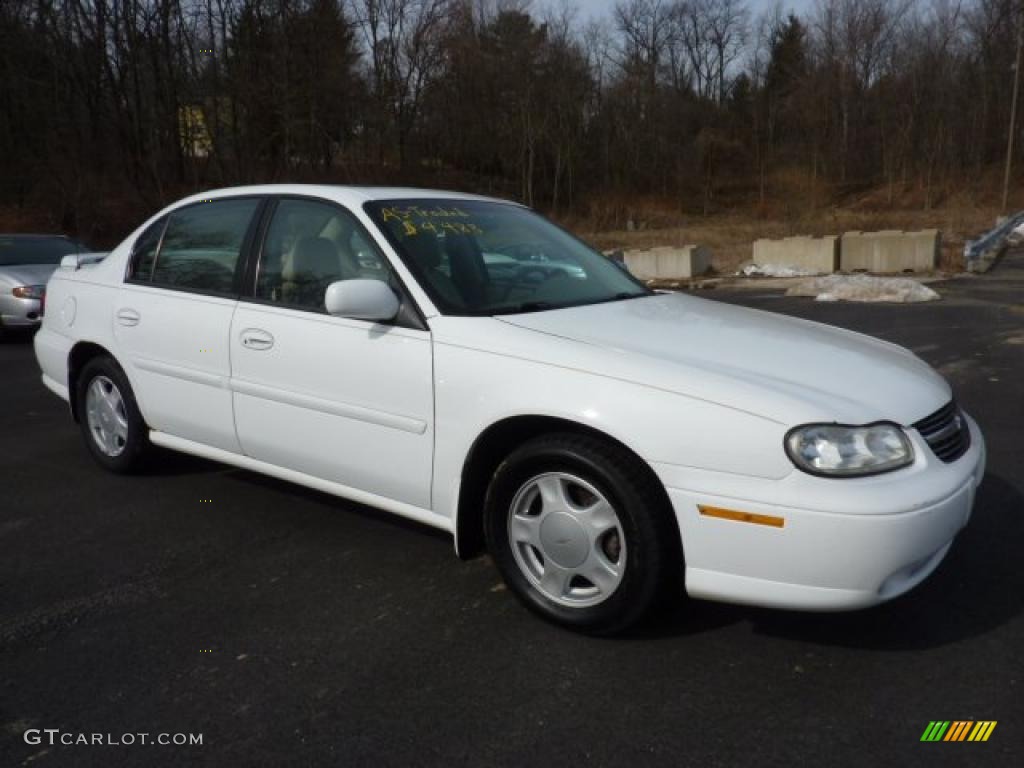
[34,185,985,633]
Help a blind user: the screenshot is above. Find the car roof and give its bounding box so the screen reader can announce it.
[175,184,519,208]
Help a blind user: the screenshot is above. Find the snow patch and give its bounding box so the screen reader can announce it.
[786,274,940,303]
[738,263,821,277]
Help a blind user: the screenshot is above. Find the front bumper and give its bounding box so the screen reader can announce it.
[659,415,986,611]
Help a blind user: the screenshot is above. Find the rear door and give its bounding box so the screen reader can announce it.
[228,196,434,508]
[116,197,263,453]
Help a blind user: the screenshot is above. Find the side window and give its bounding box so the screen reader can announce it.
[255,199,393,311]
[150,199,259,293]
[128,217,166,282]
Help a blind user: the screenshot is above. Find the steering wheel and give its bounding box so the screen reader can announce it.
[517,265,552,285]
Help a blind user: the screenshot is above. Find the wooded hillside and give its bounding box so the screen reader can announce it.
[0,0,1019,243]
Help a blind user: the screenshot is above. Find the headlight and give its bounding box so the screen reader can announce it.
[785,422,914,477]
[12,285,45,299]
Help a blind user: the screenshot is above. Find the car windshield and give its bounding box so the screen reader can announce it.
[0,236,83,266]
[365,199,650,315]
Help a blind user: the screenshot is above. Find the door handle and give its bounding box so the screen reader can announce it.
[116,308,140,327]
[240,328,274,351]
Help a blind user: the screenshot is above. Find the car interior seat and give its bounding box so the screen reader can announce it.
[282,236,350,309]
[402,232,463,308]
[444,234,489,306]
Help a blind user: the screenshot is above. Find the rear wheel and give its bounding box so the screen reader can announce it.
[76,356,151,473]
[484,433,679,634]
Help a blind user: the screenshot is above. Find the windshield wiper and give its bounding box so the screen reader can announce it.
[493,300,555,315]
[592,291,649,305]
[493,292,649,315]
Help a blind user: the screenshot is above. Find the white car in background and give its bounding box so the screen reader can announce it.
[33,185,985,633]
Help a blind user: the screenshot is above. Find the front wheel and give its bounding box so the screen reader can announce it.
[76,355,151,473]
[484,433,680,634]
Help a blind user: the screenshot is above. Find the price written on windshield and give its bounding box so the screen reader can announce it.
[380,205,485,237]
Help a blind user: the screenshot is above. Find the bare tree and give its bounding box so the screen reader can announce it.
[2,0,1024,241]
[348,0,451,168]
[705,0,749,103]
[613,0,677,92]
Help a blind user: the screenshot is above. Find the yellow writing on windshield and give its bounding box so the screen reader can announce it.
[381,205,471,222]
[381,205,485,237]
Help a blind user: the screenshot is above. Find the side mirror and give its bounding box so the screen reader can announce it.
[324,279,400,322]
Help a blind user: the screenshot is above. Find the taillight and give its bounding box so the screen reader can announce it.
[12,285,45,299]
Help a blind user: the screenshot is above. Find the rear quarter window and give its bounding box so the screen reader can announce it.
[128,218,167,281]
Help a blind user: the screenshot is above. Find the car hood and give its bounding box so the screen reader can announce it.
[0,263,60,286]
[496,293,950,425]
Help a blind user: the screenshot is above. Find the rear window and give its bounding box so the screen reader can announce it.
[0,237,84,266]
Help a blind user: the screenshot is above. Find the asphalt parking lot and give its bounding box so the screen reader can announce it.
[2,258,1022,767]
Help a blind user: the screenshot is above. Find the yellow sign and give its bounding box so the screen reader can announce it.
[179,105,213,158]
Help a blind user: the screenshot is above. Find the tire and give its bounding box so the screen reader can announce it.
[484,432,680,634]
[76,355,151,473]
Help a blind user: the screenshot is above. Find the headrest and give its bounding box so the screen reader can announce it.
[284,237,338,280]
[445,233,482,261]
[403,232,442,269]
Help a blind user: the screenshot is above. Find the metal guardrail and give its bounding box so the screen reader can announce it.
[964,212,1024,271]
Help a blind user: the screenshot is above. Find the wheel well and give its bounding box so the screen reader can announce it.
[67,342,111,422]
[455,415,675,560]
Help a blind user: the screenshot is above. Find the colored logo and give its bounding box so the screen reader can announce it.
[921,721,997,742]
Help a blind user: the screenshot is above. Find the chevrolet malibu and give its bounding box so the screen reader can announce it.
[33,185,985,633]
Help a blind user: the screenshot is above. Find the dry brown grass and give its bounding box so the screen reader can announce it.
[576,202,1001,275]
[564,171,1008,274]
[1,174,1009,273]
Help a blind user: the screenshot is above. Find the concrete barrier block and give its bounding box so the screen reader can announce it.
[624,245,711,279]
[840,230,940,272]
[839,231,873,271]
[752,236,838,273]
[625,250,659,279]
[907,229,941,271]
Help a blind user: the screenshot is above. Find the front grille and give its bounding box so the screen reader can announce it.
[913,401,970,463]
